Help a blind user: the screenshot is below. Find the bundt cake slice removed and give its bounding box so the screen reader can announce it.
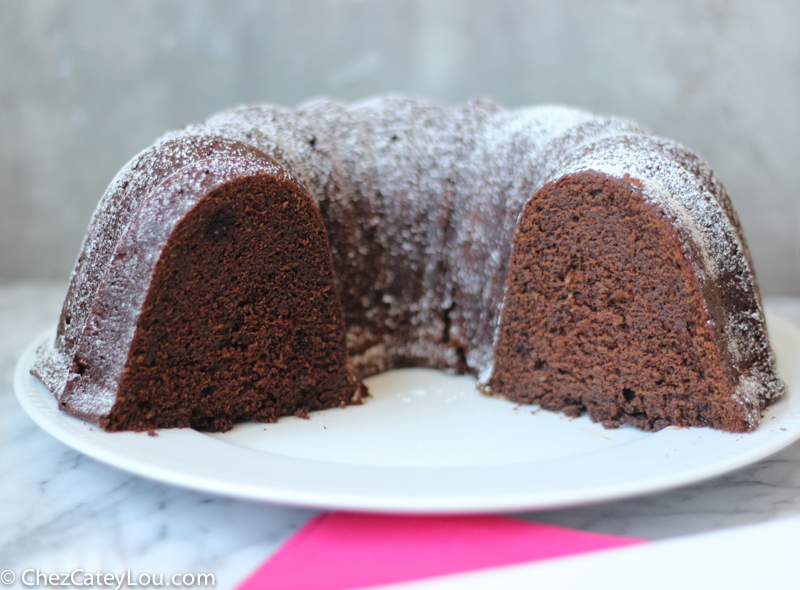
[35,154,362,432]
[32,96,784,433]
[489,171,774,432]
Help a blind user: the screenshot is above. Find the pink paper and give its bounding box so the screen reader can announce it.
[237,512,645,590]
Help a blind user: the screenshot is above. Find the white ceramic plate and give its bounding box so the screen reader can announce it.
[14,311,800,513]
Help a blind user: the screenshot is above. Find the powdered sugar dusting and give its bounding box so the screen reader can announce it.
[32,95,784,429]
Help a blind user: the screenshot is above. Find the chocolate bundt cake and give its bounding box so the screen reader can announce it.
[32,96,785,433]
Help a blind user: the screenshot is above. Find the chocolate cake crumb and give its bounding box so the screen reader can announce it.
[107,174,357,432]
[491,172,747,431]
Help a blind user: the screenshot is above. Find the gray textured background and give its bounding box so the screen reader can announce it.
[2,0,799,294]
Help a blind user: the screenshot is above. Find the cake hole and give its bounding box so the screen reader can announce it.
[204,209,236,239]
[622,388,636,402]
[64,316,71,326]
[454,344,468,374]
[441,300,456,344]
[75,361,87,376]
[294,331,309,351]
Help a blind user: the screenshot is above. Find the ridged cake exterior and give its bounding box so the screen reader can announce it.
[32,96,785,432]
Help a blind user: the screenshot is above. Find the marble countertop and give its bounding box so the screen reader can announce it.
[3,281,800,588]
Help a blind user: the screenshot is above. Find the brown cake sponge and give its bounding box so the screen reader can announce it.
[491,172,748,431]
[107,173,361,431]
